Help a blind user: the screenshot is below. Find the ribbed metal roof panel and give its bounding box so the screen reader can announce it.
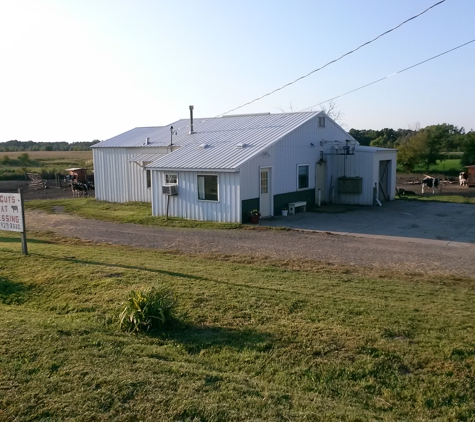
[142,112,321,170]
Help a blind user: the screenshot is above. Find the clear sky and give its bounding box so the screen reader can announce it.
[1,0,474,143]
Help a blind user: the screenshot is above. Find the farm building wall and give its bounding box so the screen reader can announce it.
[325,147,397,205]
[240,114,351,215]
[93,147,167,203]
[150,170,241,223]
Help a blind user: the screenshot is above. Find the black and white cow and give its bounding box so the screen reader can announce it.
[421,177,440,194]
[71,181,94,197]
[459,172,468,187]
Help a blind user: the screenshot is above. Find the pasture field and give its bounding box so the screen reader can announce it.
[0,151,93,180]
[1,230,474,420]
[397,157,463,176]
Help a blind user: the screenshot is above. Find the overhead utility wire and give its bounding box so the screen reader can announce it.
[215,0,446,117]
[300,38,475,112]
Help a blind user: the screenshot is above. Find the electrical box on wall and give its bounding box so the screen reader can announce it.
[337,176,362,194]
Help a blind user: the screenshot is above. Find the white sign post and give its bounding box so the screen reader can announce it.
[0,190,28,254]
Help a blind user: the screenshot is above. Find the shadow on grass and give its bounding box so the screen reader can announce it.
[34,254,302,294]
[0,277,31,304]
[34,254,209,282]
[0,236,53,245]
[159,324,275,354]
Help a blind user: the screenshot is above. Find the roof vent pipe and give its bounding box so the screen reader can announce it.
[189,105,195,134]
[145,137,150,145]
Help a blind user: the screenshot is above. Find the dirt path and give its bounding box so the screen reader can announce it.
[26,209,475,278]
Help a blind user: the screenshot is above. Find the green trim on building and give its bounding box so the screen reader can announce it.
[273,189,315,215]
[242,198,259,223]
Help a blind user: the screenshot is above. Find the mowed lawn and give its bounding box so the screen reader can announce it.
[1,231,475,420]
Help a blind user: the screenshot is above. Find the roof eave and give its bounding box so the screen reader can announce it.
[146,166,239,173]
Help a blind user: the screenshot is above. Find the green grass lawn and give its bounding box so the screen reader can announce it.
[397,157,463,176]
[25,198,242,229]
[1,230,474,420]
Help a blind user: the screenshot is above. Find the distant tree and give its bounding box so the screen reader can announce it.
[349,129,376,146]
[461,131,475,166]
[369,128,398,148]
[397,131,427,172]
[420,125,449,170]
[17,153,30,167]
[17,153,30,180]
[1,155,11,165]
[0,140,99,151]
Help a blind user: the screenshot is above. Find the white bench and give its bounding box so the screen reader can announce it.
[288,201,307,215]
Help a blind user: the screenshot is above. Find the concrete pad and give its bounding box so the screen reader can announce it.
[260,200,475,246]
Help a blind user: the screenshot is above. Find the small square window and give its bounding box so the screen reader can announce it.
[165,174,178,184]
[198,175,218,201]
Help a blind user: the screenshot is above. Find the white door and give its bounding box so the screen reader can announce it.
[260,168,271,217]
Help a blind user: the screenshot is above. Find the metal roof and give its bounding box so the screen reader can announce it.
[148,112,323,170]
[94,111,353,170]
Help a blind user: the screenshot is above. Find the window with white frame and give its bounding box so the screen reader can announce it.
[165,174,178,184]
[198,175,218,201]
[318,116,325,128]
[298,165,309,189]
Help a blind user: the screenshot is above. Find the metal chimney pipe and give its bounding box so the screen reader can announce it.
[189,105,194,134]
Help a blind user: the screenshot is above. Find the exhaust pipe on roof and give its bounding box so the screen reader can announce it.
[189,105,195,134]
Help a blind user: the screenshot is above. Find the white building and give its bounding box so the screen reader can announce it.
[92,110,397,223]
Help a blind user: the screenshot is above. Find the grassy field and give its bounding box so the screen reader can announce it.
[397,157,463,176]
[1,229,474,420]
[25,198,242,229]
[0,151,93,180]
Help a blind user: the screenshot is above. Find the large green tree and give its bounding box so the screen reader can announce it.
[397,131,427,172]
[461,131,475,166]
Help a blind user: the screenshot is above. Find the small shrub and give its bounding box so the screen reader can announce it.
[119,287,178,333]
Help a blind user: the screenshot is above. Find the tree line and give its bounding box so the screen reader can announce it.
[349,124,475,172]
[0,140,100,152]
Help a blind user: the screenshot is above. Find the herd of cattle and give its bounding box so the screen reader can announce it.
[418,172,469,194]
[63,172,470,198]
[63,176,94,197]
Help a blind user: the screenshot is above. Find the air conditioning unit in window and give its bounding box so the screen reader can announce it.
[162,184,178,195]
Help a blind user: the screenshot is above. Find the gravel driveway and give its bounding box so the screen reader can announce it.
[26,208,475,278]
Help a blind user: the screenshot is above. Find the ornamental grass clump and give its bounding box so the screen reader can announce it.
[119,287,178,333]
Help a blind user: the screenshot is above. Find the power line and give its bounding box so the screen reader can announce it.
[216,0,446,117]
[300,38,475,112]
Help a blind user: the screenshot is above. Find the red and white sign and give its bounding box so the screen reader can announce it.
[0,193,23,232]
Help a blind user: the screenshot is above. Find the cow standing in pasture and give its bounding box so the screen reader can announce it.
[459,172,468,187]
[71,182,94,197]
[421,177,440,194]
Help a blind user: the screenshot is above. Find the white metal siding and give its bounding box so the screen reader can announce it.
[151,170,241,223]
[93,147,167,203]
[240,116,350,200]
[325,148,397,205]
